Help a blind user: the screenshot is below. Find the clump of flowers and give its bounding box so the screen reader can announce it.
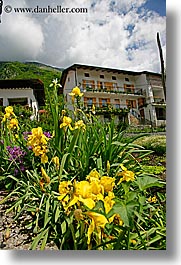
[148,195,157,203]
[58,169,125,248]
[60,116,86,131]
[23,131,52,140]
[2,106,19,131]
[27,127,50,163]
[2,106,14,121]
[6,145,27,175]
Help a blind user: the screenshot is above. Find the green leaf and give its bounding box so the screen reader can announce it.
[136,176,164,191]
[108,200,139,227]
[30,228,49,250]
[44,197,50,228]
[92,200,106,215]
[122,182,130,195]
[146,235,162,246]
[134,211,146,223]
[55,205,61,223]
[124,191,137,203]
[40,229,49,250]
[61,220,67,234]
[59,153,69,180]
[138,195,146,205]
[68,130,79,154]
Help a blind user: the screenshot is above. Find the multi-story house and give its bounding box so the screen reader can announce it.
[60,64,166,127]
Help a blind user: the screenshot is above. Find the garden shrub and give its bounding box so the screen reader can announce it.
[133,135,166,155]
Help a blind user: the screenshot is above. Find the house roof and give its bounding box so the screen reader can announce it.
[60,63,161,88]
[0,79,45,106]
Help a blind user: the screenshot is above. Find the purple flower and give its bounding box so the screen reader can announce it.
[23,131,32,140]
[44,132,52,138]
[7,146,26,162]
[6,145,27,175]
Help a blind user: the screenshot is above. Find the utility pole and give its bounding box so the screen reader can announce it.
[157,32,166,100]
[0,0,3,23]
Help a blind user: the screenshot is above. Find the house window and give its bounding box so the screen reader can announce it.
[0,98,3,106]
[82,80,95,90]
[114,99,120,109]
[104,82,113,91]
[112,83,117,90]
[100,74,104,79]
[8,98,28,106]
[124,84,134,93]
[84,73,90,77]
[84,97,96,108]
[112,76,117,80]
[125,77,129,82]
[155,107,166,120]
[99,98,110,108]
[97,81,104,90]
[87,98,93,107]
[126,100,136,109]
[138,98,145,108]
[102,99,107,107]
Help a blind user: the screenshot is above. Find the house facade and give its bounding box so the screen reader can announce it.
[60,64,166,127]
[0,79,45,116]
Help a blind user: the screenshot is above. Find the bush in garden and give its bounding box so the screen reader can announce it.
[133,135,166,155]
[0,80,166,250]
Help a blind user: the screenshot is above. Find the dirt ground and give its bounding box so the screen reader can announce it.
[0,191,58,250]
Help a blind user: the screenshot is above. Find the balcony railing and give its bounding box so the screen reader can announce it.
[153,98,165,104]
[82,86,143,95]
[83,102,129,115]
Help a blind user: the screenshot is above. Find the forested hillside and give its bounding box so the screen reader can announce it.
[0,61,62,88]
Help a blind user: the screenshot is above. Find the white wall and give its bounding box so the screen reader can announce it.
[0,88,39,112]
[62,70,77,110]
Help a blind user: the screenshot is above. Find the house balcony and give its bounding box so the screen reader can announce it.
[82,86,143,96]
[83,102,129,115]
[152,97,166,105]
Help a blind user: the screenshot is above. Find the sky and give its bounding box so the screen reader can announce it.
[0,0,166,73]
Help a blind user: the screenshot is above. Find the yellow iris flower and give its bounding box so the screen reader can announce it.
[27,127,49,164]
[8,118,19,129]
[5,106,14,114]
[74,120,86,131]
[86,169,100,182]
[100,176,115,192]
[69,87,83,97]
[117,164,135,184]
[41,167,50,184]
[52,156,60,169]
[60,116,73,130]
[86,211,108,245]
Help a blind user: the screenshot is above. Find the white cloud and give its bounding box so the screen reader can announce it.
[0,0,44,61]
[0,0,166,72]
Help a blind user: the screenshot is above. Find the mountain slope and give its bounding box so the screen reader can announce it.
[0,61,62,88]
